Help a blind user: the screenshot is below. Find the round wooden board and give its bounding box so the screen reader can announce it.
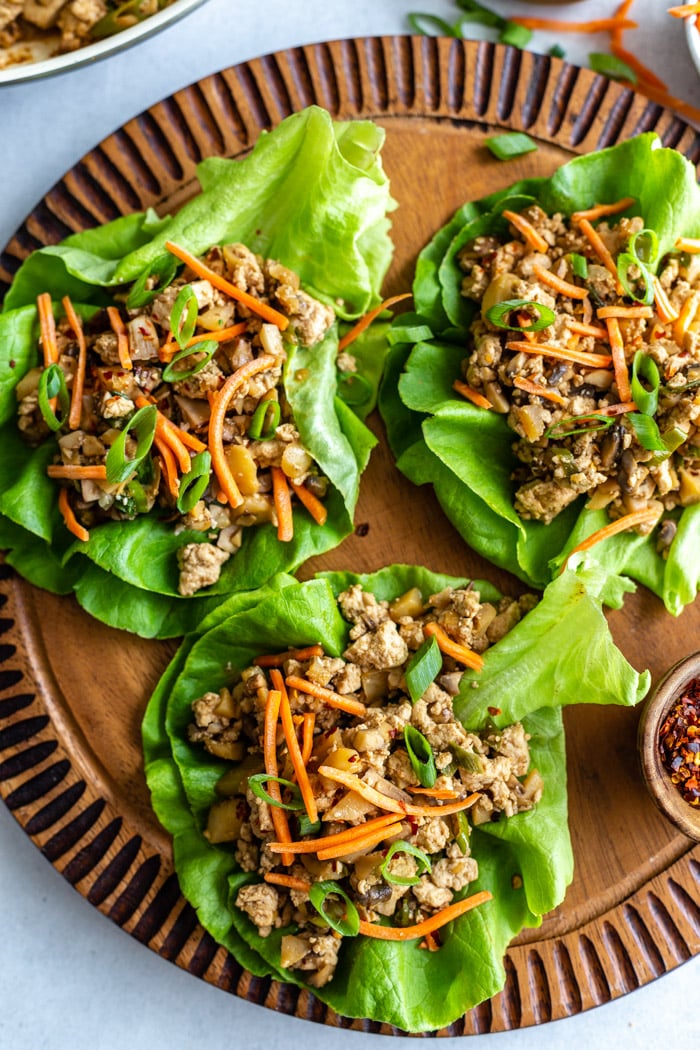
[1,36,700,1037]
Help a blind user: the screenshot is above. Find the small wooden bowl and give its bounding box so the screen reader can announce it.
[639,652,700,842]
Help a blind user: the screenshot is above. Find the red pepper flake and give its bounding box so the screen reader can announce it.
[658,677,700,808]
[488,706,502,717]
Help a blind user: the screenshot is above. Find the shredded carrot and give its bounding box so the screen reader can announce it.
[158,332,177,364]
[509,15,636,31]
[271,669,318,824]
[107,306,132,371]
[37,293,59,367]
[271,467,294,542]
[672,292,700,346]
[290,481,328,526]
[589,401,637,417]
[512,376,567,406]
[605,317,632,403]
[501,209,548,254]
[263,688,293,866]
[576,219,624,295]
[357,890,492,941]
[668,2,700,15]
[532,262,589,300]
[255,645,324,668]
[453,380,493,410]
[337,293,412,353]
[609,40,668,91]
[208,354,276,509]
[408,786,461,799]
[614,0,634,17]
[263,872,312,892]
[155,434,180,499]
[401,794,481,819]
[58,487,89,543]
[268,814,404,855]
[631,82,700,130]
[652,277,679,324]
[301,712,316,766]
[422,622,484,672]
[317,765,480,819]
[285,675,367,718]
[571,197,637,224]
[420,932,441,951]
[61,296,87,430]
[47,464,108,480]
[188,322,248,346]
[505,340,613,369]
[597,305,654,320]
[165,241,289,330]
[316,823,403,861]
[163,418,207,454]
[675,237,700,253]
[134,394,206,457]
[566,320,609,339]
[560,507,661,572]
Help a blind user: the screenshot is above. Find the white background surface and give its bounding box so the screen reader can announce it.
[1,1,699,1047]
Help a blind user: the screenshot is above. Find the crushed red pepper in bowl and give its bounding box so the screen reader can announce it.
[658,678,700,807]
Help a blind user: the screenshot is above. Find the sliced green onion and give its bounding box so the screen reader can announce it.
[455,0,505,29]
[105,404,157,484]
[499,21,532,48]
[405,635,442,705]
[176,451,212,514]
[485,299,555,332]
[126,253,179,309]
[161,340,218,383]
[247,399,281,440]
[662,376,700,394]
[549,44,566,59]
[37,364,69,432]
[588,52,637,85]
[386,324,434,346]
[544,414,615,440]
[629,412,666,451]
[297,813,322,837]
[449,743,484,774]
[407,13,456,36]
[247,773,305,812]
[170,284,199,349]
[454,810,471,855]
[124,479,151,514]
[484,133,538,161]
[629,228,659,268]
[648,425,688,466]
[404,725,437,788]
[337,371,374,407]
[308,881,360,937]
[616,252,654,305]
[379,842,432,886]
[570,253,589,280]
[92,0,169,38]
[630,351,660,416]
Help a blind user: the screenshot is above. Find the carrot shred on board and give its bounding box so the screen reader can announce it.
[672,292,700,346]
[107,306,132,371]
[268,814,404,855]
[357,890,492,941]
[652,277,680,324]
[675,237,700,253]
[597,305,654,319]
[301,712,316,765]
[263,688,294,866]
[290,481,328,526]
[505,340,613,368]
[560,507,661,572]
[423,622,484,671]
[58,487,89,543]
[62,296,87,430]
[155,435,180,499]
[263,872,312,892]
[508,15,636,31]
[316,823,403,861]
[501,209,548,253]
[255,645,324,668]
[566,320,609,338]
[271,467,294,542]
[631,82,700,129]
[571,197,637,223]
[532,262,589,299]
[271,669,318,825]
[337,292,412,353]
[576,219,624,295]
[47,464,108,480]
[668,2,700,15]
[37,293,59,367]
[285,675,368,718]
[208,354,277,509]
[512,376,567,406]
[609,39,668,91]
[165,241,290,330]
[605,317,632,403]
[453,380,493,410]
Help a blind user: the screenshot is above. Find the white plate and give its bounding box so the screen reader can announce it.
[0,0,207,85]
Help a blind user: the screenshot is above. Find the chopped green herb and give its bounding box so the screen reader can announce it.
[588,52,637,85]
[247,773,305,812]
[126,253,178,309]
[380,842,432,886]
[37,364,69,432]
[405,635,442,704]
[499,21,532,48]
[176,451,212,515]
[485,298,555,332]
[549,44,566,59]
[630,350,660,416]
[485,132,538,160]
[629,412,666,451]
[161,339,218,383]
[404,724,437,787]
[248,399,281,440]
[105,404,157,485]
[169,284,199,350]
[308,881,360,936]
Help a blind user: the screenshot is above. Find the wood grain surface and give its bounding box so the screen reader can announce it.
[1,37,700,1036]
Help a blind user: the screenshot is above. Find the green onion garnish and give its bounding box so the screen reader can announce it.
[405,635,442,705]
[629,228,659,268]
[549,44,566,59]
[648,424,688,465]
[455,0,505,29]
[629,412,666,451]
[308,881,360,937]
[544,414,615,440]
[176,451,212,514]
[570,253,589,280]
[37,364,69,432]
[588,52,637,85]
[631,350,660,416]
[247,773,305,812]
[105,404,157,485]
[161,340,218,383]
[379,841,432,886]
[170,285,199,350]
[484,133,538,161]
[297,813,322,837]
[616,252,654,305]
[387,324,434,346]
[404,725,437,788]
[485,299,555,332]
[454,810,471,855]
[126,253,179,309]
[407,12,455,36]
[337,371,374,407]
[499,21,532,48]
[247,399,281,440]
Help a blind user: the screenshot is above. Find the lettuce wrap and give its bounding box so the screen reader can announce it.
[0,107,396,638]
[379,134,700,614]
[142,561,649,1032]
